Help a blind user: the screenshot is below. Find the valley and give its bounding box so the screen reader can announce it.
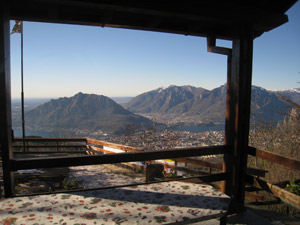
[11,84,300,140]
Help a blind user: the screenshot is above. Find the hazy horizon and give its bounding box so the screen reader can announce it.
[11,83,300,100]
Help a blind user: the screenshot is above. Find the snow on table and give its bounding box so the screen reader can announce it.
[69,165,145,188]
[0,181,229,224]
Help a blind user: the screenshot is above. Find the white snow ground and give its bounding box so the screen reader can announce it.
[69,164,145,189]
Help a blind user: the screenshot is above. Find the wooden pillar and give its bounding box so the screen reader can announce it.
[0,0,15,197]
[224,28,253,209]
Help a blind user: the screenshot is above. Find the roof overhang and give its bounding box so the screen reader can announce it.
[8,0,298,40]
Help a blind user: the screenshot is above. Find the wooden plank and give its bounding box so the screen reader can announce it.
[86,145,112,154]
[248,147,300,171]
[8,1,291,39]
[247,167,268,177]
[0,0,15,197]
[176,157,222,169]
[10,145,229,171]
[207,36,232,56]
[253,177,300,210]
[86,146,146,172]
[14,138,86,142]
[222,28,254,209]
[87,142,223,173]
[14,151,86,154]
[155,162,209,176]
[13,145,87,149]
[87,138,141,152]
[245,192,264,201]
[87,145,213,175]
[222,41,233,195]
[89,140,223,170]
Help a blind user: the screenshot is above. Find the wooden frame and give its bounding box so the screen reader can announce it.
[11,145,228,171]
[0,1,297,218]
[0,0,15,197]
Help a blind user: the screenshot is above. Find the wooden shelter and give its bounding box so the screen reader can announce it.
[0,0,298,218]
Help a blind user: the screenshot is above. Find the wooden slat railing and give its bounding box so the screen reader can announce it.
[247,146,300,209]
[12,138,227,176]
[10,138,300,210]
[14,137,87,142]
[248,146,300,171]
[13,137,87,153]
[86,138,140,152]
[86,141,268,179]
[10,144,229,171]
[86,144,213,176]
[86,138,224,174]
[247,175,300,210]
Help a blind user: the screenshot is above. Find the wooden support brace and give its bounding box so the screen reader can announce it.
[207,29,254,210]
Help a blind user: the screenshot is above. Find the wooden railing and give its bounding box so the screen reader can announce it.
[247,146,300,210]
[11,137,300,210]
[13,137,227,176]
[5,137,230,201]
[85,139,269,178]
[85,138,223,176]
[248,146,300,171]
[13,138,87,154]
[11,138,229,177]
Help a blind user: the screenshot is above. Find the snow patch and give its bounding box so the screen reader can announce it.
[69,165,144,189]
[157,86,166,93]
[16,169,45,174]
[292,88,300,93]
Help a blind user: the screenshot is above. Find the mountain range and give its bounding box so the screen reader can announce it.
[20,92,153,135]
[125,84,297,124]
[13,85,300,136]
[276,88,300,104]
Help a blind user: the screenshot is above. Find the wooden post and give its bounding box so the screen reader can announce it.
[0,0,15,197]
[224,28,253,209]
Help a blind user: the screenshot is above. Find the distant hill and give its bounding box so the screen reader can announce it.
[13,86,297,136]
[125,85,209,114]
[251,86,290,123]
[126,85,291,124]
[276,88,300,105]
[21,92,153,135]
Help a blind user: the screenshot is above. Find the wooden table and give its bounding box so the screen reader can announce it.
[0,181,230,224]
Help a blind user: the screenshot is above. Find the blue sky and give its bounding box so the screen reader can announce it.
[10,2,300,98]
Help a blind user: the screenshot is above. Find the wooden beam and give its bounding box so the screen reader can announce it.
[245,192,264,201]
[14,137,87,142]
[86,145,213,175]
[14,151,86,154]
[248,147,300,171]
[247,167,268,177]
[252,176,300,210]
[207,36,232,56]
[8,1,290,39]
[0,0,15,197]
[223,27,254,209]
[10,145,229,171]
[176,157,222,170]
[13,145,86,149]
[87,138,141,152]
[86,145,109,154]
